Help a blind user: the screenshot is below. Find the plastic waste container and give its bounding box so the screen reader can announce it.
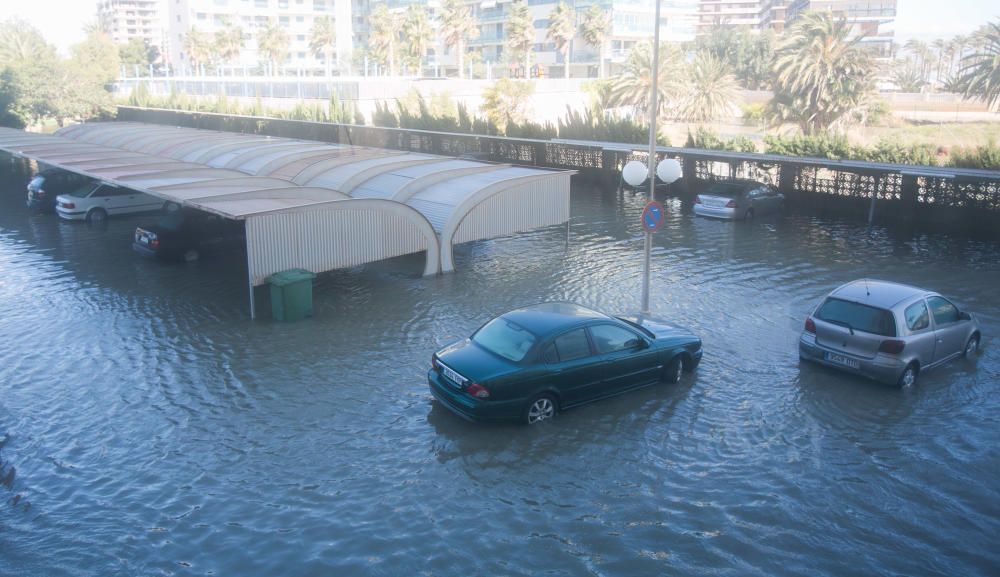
[269,269,316,321]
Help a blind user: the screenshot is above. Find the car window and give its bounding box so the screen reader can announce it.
[904,301,930,331]
[553,328,591,362]
[472,317,537,362]
[589,324,639,354]
[542,343,559,364]
[927,296,959,326]
[29,176,45,189]
[816,297,897,337]
[68,182,100,198]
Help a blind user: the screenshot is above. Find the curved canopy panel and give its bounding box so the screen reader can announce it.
[300,153,439,192]
[245,198,441,284]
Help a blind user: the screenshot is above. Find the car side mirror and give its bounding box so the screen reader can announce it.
[627,338,648,350]
[959,311,972,321]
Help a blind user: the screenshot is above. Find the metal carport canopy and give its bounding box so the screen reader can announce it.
[0,122,574,315]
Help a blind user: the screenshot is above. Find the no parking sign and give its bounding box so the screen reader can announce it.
[640,200,665,232]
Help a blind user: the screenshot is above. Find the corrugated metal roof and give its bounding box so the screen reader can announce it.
[0,122,573,283]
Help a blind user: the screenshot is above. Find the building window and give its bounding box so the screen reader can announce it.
[296,15,304,22]
[197,12,207,20]
[313,0,326,11]
[278,0,289,8]
[255,0,268,8]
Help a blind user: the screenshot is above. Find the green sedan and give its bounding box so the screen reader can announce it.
[428,302,702,425]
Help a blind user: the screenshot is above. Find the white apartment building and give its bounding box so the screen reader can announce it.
[98,0,167,53]
[166,0,354,75]
[465,0,697,79]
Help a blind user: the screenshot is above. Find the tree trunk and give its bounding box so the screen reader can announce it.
[598,41,604,79]
[457,40,464,79]
[564,46,569,79]
[325,47,332,78]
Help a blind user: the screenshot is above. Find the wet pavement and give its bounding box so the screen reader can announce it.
[1,159,998,576]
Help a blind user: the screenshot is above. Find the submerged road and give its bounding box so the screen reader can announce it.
[1,160,998,576]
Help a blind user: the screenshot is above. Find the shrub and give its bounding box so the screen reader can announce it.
[948,141,1000,170]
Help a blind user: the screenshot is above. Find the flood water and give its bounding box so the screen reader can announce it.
[1,157,998,577]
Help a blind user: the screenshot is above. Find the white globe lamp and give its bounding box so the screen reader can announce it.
[622,160,648,188]
[656,158,681,184]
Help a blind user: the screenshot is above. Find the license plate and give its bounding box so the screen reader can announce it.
[825,352,860,369]
[441,364,465,387]
[139,236,148,244]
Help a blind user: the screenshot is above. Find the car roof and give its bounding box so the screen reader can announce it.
[829,279,935,310]
[500,302,609,336]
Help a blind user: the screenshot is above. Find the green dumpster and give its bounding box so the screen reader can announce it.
[269,269,316,321]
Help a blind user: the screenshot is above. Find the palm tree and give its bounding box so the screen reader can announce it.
[256,18,289,75]
[183,27,213,73]
[369,4,400,76]
[546,2,575,79]
[505,0,534,77]
[402,5,433,75]
[768,11,874,135]
[904,38,930,83]
[609,42,685,120]
[678,53,740,122]
[439,0,479,79]
[214,20,244,73]
[579,5,610,79]
[309,16,336,78]
[957,20,1000,112]
[932,38,948,85]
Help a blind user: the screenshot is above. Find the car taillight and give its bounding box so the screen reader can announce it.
[879,340,906,354]
[60,202,75,209]
[466,383,490,399]
[725,199,737,208]
[694,195,702,204]
[151,239,160,248]
[804,318,815,333]
[36,190,46,197]
[431,355,440,370]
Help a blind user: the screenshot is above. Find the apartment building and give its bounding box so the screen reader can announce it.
[166,0,353,74]
[787,0,897,57]
[98,0,167,53]
[463,0,697,78]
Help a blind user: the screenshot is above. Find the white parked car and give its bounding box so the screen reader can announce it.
[693,179,784,220]
[56,182,163,223]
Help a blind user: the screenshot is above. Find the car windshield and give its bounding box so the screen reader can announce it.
[816,297,897,337]
[158,210,187,231]
[472,317,538,362]
[28,176,45,189]
[67,182,100,198]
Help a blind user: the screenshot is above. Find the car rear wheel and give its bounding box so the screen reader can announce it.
[897,363,919,388]
[523,394,556,425]
[663,355,684,384]
[85,207,107,225]
[963,334,980,358]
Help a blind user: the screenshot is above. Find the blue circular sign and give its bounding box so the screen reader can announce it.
[641,201,665,232]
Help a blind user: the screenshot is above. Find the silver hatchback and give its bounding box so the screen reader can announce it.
[799,279,981,387]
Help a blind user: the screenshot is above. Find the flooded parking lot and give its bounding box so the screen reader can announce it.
[1,159,998,576]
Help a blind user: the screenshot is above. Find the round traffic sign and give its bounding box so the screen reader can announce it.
[641,200,665,232]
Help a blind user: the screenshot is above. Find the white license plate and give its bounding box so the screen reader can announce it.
[441,364,465,387]
[825,352,860,369]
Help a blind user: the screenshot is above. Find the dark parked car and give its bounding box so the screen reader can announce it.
[133,207,244,262]
[799,279,981,387]
[693,179,784,220]
[428,302,703,425]
[26,169,93,213]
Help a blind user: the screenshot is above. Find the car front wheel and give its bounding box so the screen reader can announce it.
[897,363,919,388]
[963,335,980,358]
[663,355,684,384]
[523,394,556,425]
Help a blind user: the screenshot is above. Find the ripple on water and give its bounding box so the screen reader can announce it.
[1,169,999,576]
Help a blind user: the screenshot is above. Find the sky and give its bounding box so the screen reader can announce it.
[3,0,998,56]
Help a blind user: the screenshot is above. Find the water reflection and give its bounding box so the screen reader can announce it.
[1,157,998,576]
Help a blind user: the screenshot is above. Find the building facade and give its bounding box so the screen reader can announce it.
[98,0,167,54]
[166,0,354,75]
[787,0,896,58]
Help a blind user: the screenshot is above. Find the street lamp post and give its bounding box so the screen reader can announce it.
[621,0,682,316]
